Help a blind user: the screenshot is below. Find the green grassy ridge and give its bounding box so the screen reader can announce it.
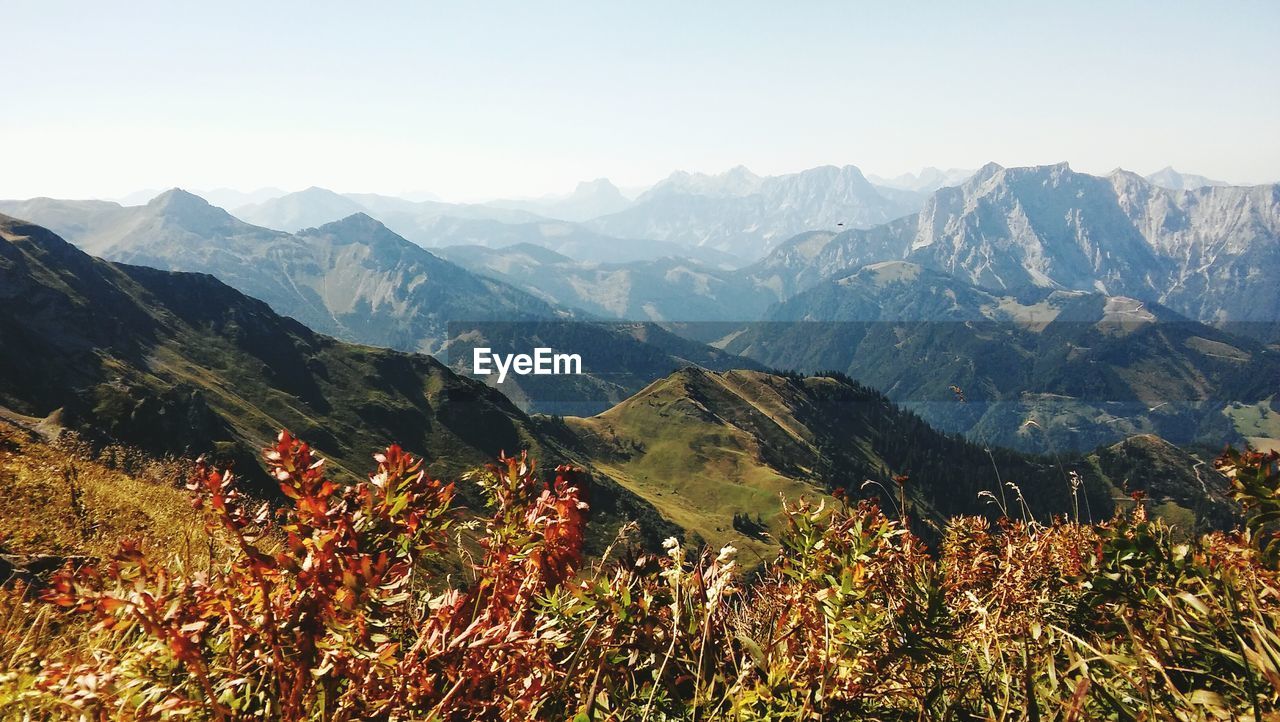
[557,367,1241,556]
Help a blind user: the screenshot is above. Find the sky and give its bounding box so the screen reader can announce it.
[2,1,1278,202]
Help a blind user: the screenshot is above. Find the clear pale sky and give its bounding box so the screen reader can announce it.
[3,0,1277,201]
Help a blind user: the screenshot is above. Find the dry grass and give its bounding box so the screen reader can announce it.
[0,418,207,564]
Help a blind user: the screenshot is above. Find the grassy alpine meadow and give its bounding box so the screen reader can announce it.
[1,428,1279,721]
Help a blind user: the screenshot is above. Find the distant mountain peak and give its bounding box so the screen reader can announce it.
[303,212,413,247]
[570,178,625,199]
[297,186,350,199]
[971,162,1007,184]
[647,165,765,199]
[312,211,381,230]
[144,188,239,228]
[1145,167,1228,191]
[802,164,869,180]
[147,187,210,208]
[574,177,609,189]
[232,187,368,233]
[1107,167,1151,189]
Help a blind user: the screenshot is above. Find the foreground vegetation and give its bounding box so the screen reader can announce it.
[1,430,1279,721]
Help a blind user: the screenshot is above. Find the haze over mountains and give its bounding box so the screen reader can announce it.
[234,186,542,236]
[865,167,976,194]
[115,186,289,209]
[485,178,633,222]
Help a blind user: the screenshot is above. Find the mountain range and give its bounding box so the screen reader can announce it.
[231,186,745,266]
[8,213,1230,558]
[1,190,559,355]
[392,215,740,266]
[586,164,921,260]
[0,213,539,475]
[4,161,1276,454]
[233,186,543,234]
[0,194,762,416]
[485,178,633,222]
[745,162,1280,341]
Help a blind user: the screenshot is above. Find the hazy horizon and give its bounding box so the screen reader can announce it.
[4,1,1278,201]
[30,159,1272,210]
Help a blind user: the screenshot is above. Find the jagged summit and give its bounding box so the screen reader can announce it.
[645,165,765,199]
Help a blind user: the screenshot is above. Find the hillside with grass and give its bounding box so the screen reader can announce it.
[0,413,201,567]
[553,367,1237,558]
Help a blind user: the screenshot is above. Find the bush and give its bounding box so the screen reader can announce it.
[3,435,1280,720]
